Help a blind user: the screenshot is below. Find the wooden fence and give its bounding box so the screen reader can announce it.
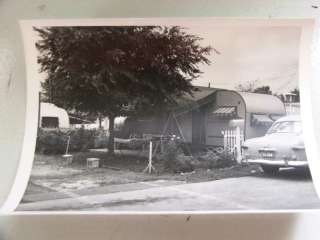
[221,126,244,163]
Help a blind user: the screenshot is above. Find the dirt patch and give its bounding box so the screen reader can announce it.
[31,155,84,179]
[24,181,54,195]
[23,153,261,197]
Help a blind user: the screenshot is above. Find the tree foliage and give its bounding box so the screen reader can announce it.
[35,26,212,154]
[290,88,300,102]
[253,86,272,95]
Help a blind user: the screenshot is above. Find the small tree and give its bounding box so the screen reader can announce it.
[290,88,300,102]
[36,26,212,155]
[235,79,259,93]
[236,80,272,95]
[253,86,272,95]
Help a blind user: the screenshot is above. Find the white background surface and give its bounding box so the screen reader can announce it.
[1,0,320,239]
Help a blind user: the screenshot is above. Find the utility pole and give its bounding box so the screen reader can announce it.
[38,92,41,129]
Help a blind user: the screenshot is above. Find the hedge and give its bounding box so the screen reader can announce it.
[36,128,109,154]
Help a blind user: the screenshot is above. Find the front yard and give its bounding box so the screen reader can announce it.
[22,150,261,202]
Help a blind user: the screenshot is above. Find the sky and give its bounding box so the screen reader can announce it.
[29,21,302,95]
[182,25,301,94]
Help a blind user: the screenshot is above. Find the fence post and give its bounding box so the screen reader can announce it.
[235,126,242,163]
[222,130,226,151]
[222,127,243,163]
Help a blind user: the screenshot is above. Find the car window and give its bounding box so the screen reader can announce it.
[267,121,301,134]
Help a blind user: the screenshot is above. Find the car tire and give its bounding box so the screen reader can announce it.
[261,165,279,175]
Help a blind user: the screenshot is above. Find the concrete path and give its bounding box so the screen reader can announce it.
[17,174,320,211]
[22,180,185,203]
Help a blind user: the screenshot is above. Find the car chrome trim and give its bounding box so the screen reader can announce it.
[258,148,276,152]
[246,159,308,167]
[292,146,305,150]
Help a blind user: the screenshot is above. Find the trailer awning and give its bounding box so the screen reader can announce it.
[251,114,274,126]
[69,115,94,124]
[212,106,237,117]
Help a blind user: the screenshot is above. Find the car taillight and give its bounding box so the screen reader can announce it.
[242,145,248,150]
[292,146,305,151]
[284,154,297,161]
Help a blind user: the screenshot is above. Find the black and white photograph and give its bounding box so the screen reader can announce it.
[17,19,320,211]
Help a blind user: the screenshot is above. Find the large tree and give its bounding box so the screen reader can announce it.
[35,26,212,154]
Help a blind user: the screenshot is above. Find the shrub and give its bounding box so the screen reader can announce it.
[36,128,108,154]
[170,154,195,173]
[213,149,236,168]
[158,139,183,172]
[93,131,109,149]
[198,149,236,169]
[36,129,68,154]
[158,139,237,173]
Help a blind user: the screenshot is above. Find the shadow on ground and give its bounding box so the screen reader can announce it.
[257,167,312,181]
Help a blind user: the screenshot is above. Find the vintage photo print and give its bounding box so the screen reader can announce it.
[16,18,320,211]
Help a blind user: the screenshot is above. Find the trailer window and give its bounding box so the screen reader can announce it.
[42,117,59,128]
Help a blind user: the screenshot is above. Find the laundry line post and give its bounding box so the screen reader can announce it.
[62,135,73,165]
[65,135,71,155]
[143,141,156,174]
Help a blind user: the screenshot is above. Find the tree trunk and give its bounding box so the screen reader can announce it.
[108,116,115,155]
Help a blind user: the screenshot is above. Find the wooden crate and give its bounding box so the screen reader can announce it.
[87,158,100,168]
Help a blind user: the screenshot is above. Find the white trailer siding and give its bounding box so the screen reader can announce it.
[238,92,286,139]
[204,90,285,146]
[40,103,70,128]
[205,90,245,146]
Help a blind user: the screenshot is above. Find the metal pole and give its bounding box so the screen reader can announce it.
[38,92,41,129]
[143,141,155,174]
[65,136,71,155]
[148,141,152,174]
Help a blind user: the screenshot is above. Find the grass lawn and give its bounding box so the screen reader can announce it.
[22,151,261,199]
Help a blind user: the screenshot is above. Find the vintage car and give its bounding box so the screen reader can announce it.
[242,115,307,174]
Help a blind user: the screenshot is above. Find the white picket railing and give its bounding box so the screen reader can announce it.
[285,102,300,115]
[221,126,244,163]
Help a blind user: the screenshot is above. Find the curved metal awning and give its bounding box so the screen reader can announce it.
[212,106,237,118]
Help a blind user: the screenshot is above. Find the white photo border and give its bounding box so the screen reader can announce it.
[1,17,318,214]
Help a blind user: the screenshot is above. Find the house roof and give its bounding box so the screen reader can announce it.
[186,86,218,102]
[237,91,286,115]
[174,86,218,115]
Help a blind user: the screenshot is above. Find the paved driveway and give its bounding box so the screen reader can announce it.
[17,168,320,211]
